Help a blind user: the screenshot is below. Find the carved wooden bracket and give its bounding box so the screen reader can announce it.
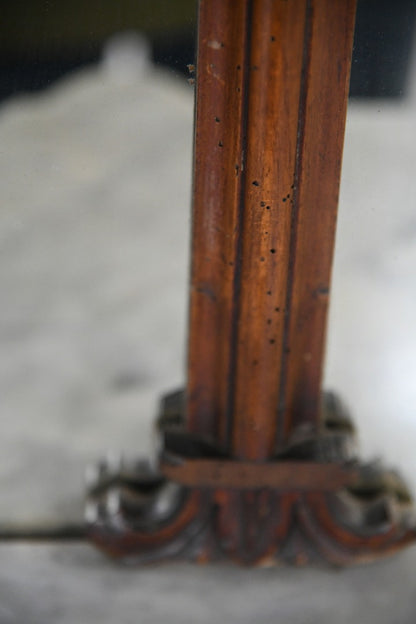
[87,392,416,565]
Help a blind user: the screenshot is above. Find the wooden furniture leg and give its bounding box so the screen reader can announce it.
[87,0,416,565]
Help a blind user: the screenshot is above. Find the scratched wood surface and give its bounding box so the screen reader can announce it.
[187,0,357,458]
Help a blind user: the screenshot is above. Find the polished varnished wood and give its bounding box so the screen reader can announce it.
[187,0,251,448]
[88,0,416,565]
[279,0,357,442]
[187,0,356,458]
[161,458,357,491]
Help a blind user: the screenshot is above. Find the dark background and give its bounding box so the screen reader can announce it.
[0,0,415,103]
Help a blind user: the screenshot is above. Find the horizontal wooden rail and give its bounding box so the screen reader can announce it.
[161,457,358,491]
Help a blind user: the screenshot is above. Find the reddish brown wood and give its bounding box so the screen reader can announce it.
[87,0,416,566]
[187,0,251,448]
[232,0,306,460]
[161,458,358,491]
[88,454,416,566]
[187,0,357,457]
[280,0,358,441]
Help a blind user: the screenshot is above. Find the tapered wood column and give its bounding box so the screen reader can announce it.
[187,0,357,457]
[88,0,416,565]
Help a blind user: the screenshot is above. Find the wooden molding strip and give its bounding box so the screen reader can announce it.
[161,456,358,491]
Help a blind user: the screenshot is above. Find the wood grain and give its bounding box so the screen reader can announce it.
[161,458,358,491]
[187,0,356,456]
[89,0,416,567]
[187,0,251,446]
[279,0,357,443]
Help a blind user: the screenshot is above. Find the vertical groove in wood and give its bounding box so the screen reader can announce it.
[187,0,357,457]
[187,0,251,446]
[279,0,357,444]
[231,0,307,460]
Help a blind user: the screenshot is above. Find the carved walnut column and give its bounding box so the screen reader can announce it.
[87,0,416,565]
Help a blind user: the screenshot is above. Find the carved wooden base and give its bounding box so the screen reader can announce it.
[86,392,416,566]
